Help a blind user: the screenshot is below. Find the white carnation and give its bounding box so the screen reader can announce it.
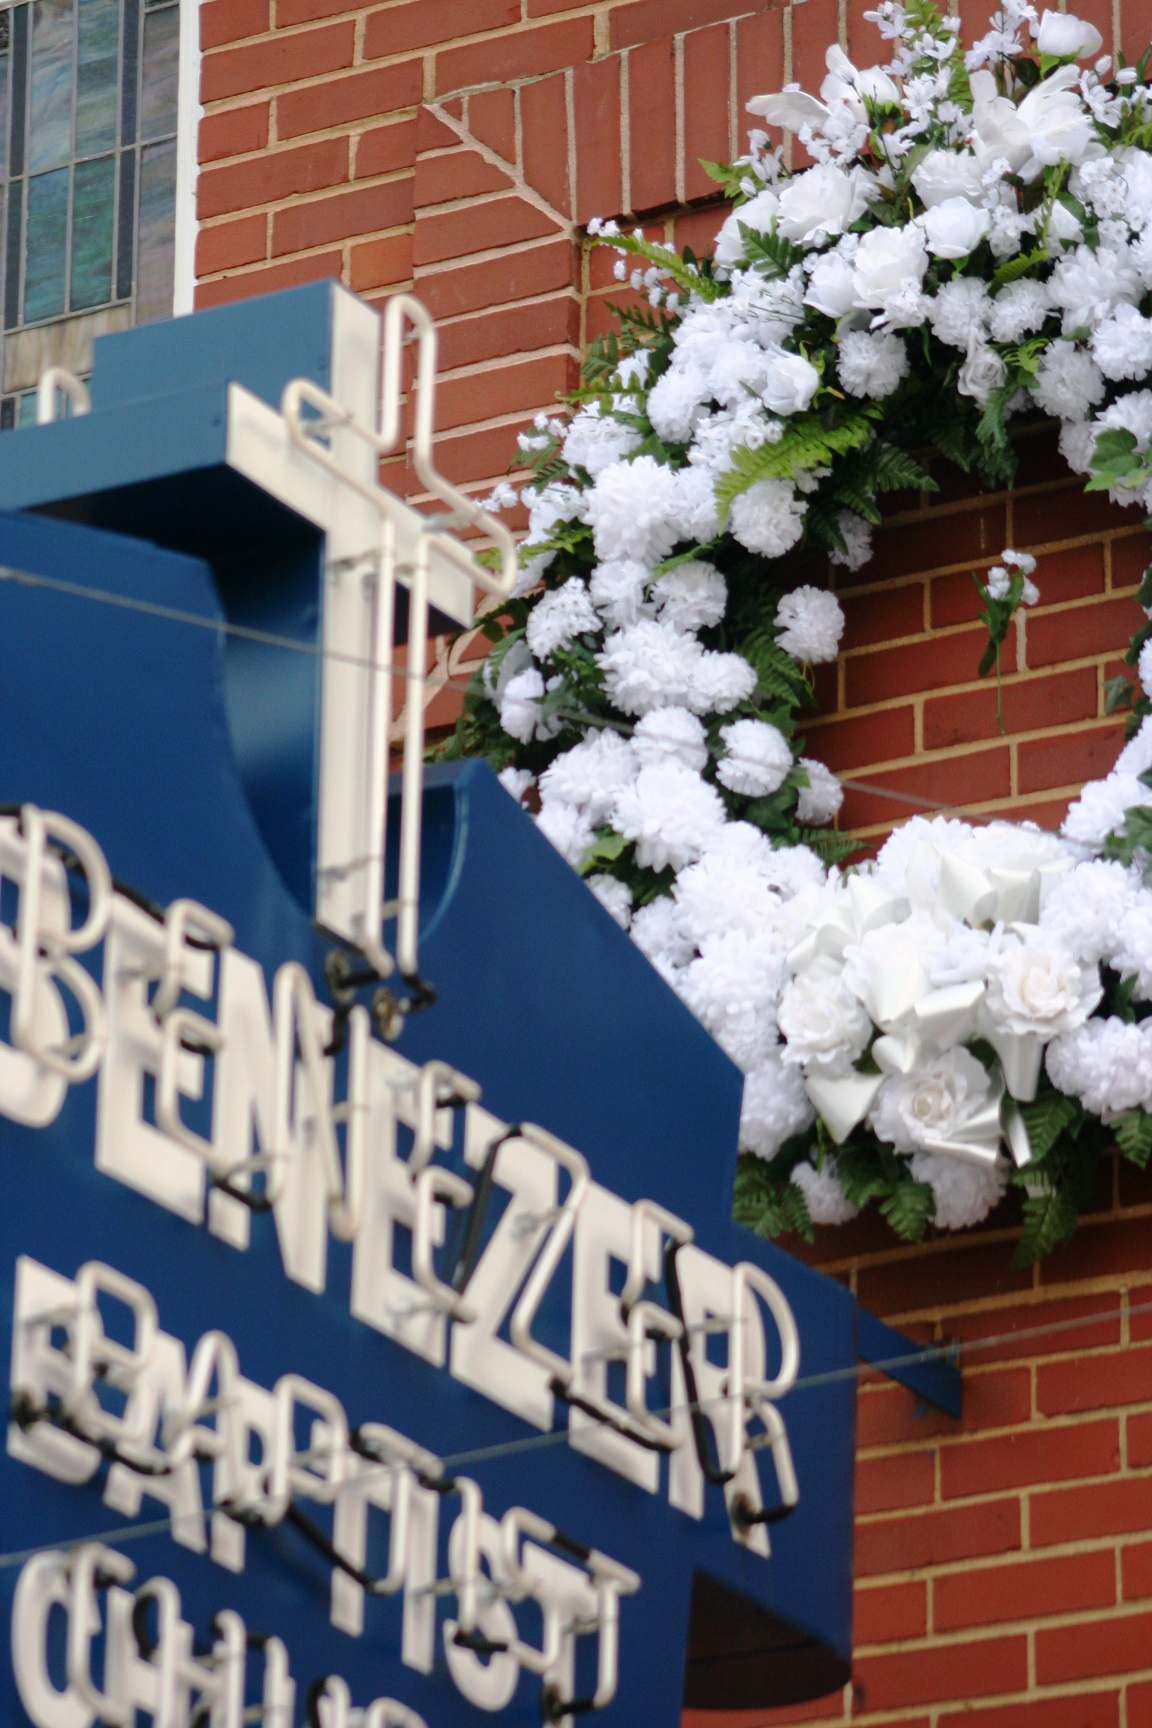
[1062,770,1152,851]
[630,894,696,982]
[1091,303,1152,382]
[1115,902,1152,999]
[669,462,722,544]
[791,1158,859,1223]
[836,330,910,398]
[1032,340,1106,421]
[652,561,727,631]
[500,666,560,743]
[587,455,682,565]
[1040,858,1141,964]
[1046,1016,1152,1117]
[589,558,653,630]
[1116,715,1152,776]
[588,873,633,929]
[535,798,594,868]
[828,509,874,572]
[537,727,637,825]
[612,759,727,871]
[1059,417,1098,474]
[597,619,703,716]
[632,706,709,771]
[989,279,1052,343]
[797,758,844,825]
[717,718,794,796]
[672,849,783,946]
[869,1048,996,1153]
[728,477,808,558]
[687,649,758,715]
[647,365,711,443]
[778,958,872,1074]
[678,928,786,1069]
[908,1151,1008,1229]
[984,931,1102,1037]
[562,403,642,478]
[740,1049,817,1159]
[775,585,846,663]
[1048,244,1140,335]
[928,277,991,350]
[525,579,601,660]
[761,842,829,898]
[498,766,535,805]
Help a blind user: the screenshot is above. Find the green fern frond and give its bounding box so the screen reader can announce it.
[715,408,883,522]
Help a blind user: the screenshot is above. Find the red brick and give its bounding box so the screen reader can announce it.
[855,1496,1021,1576]
[1013,482,1132,546]
[193,249,342,308]
[856,1448,935,1515]
[1037,1609,1152,1683]
[1026,594,1148,670]
[1032,1475,1152,1547]
[416,238,577,317]
[410,417,536,487]
[853,1634,1027,1711]
[857,1367,1031,1449]
[854,1580,926,1646]
[573,56,623,224]
[435,296,579,371]
[589,223,661,288]
[941,1419,1120,1500]
[1122,0,1152,58]
[414,196,561,266]
[939,1693,1120,1728]
[521,74,571,218]
[1124,1538,1152,1600]
[270,0,354,22]
[868,505,1008,584]
[355,119,418,181]
[857,1237,1031,1315]
[841,584,924,651]
[628,37,676,214]
[674,201,728,260]
[201,21,354,102]
[1018,723,1127,794]
[790,0,839,103]
[1130,1412,1152,1468]
[197,213,266,273]
[435,354,576,433]
[923,669,1099,751]
[845,625,1003,706]
[952,1295,1121,1366]
[435,19,594,97]
[363,0,518,58]
[1038,1346,1152,1418]
[840,747,1012,831]
[1133,1681,1152,1728]
[683,24,730,203]
[1041,1214,1152,1284]
[1111,529,1152,589]
[200,0,267,50]
[350,233,413,292]
[935,1549,1116,1632]
[198,137,349,219]
[804,705,915,773]
[278,62,422,141]
[272,180,412,254]
[736,8,785,147]
[414,149,514,208]
[199,102,269,164]
[467,88,516,161]
[1074,0,1116,51]
[611,0,752,50]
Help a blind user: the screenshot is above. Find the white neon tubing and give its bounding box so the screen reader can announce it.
[65,1545,135,1726]
[35,367,90,424]
[13,805,111,1082]
[508,1126,590,1388]
[727,1263,800,1475]
[618,1198,693,1317]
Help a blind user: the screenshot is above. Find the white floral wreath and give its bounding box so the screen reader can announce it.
[444,0,1152,1264]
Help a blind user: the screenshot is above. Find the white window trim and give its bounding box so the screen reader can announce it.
[173,0,202,317]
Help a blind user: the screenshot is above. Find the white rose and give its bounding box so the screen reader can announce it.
[778,959,872,1074]
[984,932,1103,1037]
[1035,9,1104,58]
[921,197,992,259]
[911,150,986,209]
[805,252,858,318]
[851,223,929,309]
[868,1048,995,1154]
[957,336,1008,405]
[776,163,875,245]
[761,349,821,415]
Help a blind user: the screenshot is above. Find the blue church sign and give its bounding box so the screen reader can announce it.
[0,283,957,1728]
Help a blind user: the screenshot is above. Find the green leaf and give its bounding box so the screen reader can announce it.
[990,246,1049,293]
[1013,1182,1081,1266]
[1105,674,1135,714]
[1018,1092,1083,1162]
[715,407,883,523]
[733,1153,815,1241]
[592,230,723,302]
[879,1179,935,1242]
[1113,1108,1152,1168]
[577,828,629,877]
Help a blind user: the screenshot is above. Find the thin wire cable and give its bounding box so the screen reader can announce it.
[0,562,1018,826]
[1,1291,1145,1572]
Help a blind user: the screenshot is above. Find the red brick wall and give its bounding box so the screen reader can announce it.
[193,4,1152,1723]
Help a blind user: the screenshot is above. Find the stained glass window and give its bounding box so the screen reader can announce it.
[0,0,181,427]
